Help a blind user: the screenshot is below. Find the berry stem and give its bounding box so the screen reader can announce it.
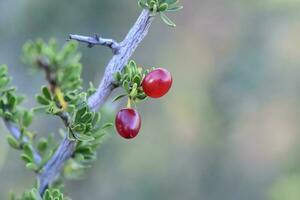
[127,97,132,108]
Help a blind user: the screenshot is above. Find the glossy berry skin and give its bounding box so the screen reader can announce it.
[115,108,141,139]
[142,68,172,98]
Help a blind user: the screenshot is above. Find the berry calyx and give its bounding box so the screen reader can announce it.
[142,68,172,98]
[115,108,141,139]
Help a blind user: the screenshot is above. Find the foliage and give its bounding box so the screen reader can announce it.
[22,39,82,92]
[113,60,152,105]
[10,188,68,200]
[0,39,113,197]
[138,0,183,27]
[0,65,48,173]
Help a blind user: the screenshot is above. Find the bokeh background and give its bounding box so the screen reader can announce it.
[1,0,300,199]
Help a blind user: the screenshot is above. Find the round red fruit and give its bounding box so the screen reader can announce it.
[115,108,141,139]
[142,68,172,98]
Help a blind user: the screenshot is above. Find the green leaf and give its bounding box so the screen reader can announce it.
[133,75,141,85]
[101,122,113,130]
[73,124,85,132]
[114,71,122,82]
[0,65,8,75]
[23,144,34,161]
[92,112,101,126]
[160,12,176,27]
[32,106,48,114]
[165,0,178,5]
[138,0,148,9]
[0,77,9,87]
[6,135,20,149]
[47,102,61,115]
[21,153,33,163]
[122,80,130,92]
[159,3,168,12]
[36,95,50,105]
[42,86,52,100]
[74,133,95,142]
[23,111,33,127]
[30,188,43,200]
[37,138,48,153]
[40,150,54,167]
[167,5,183,11]
[7,93,16,108]
[80,112,93,123]
[26,162,38,171]
[130,83,138,97]
[112,94,127,102]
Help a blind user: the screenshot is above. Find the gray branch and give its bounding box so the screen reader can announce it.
[4,120,42,164]
[38,9,154,194]
[69,34,120,53]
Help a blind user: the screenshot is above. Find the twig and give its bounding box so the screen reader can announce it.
[38,9,154,194]
[4,120,42,164]
[69,34,120,54]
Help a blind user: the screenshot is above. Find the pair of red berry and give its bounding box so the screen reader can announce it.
[115,68,172,139]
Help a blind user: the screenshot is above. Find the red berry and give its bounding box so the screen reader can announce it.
[115,108,141,139]
[142,68,172,98]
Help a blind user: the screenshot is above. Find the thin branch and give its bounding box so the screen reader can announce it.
[38,9,154,194]
[4,120,42,164]
[69,34,120,54]
[36,58,57,92]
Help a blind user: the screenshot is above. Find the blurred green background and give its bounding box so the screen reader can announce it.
[1,0,300,199]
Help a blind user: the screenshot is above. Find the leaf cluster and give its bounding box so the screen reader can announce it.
[0,39,114,195]
[138,0,183,27]
[113,60,150,104]
[0,65,58,172]
[10,188,67,200]
[22,39,114,179]
[22,39,82,92]
[0,65,28,123]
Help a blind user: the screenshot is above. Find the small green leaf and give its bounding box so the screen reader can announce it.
[122,80,130,92]
[75,107,87,123]
[47,102,61,115]
[32,106,48,114]
[112,94,127,102]
[73,124,85,132]
[6,135,20,149]
[0,77,9,87]
[138,0,148,9]
[130,83,138,97]
[165,0,178,5]
[23,111,33,127]
[92,112,101,126]
[26,162,38,171]
[113,71,122,82]
[160,12,176,27]
[23,144,34,160]
[30,188,43,200]
[133,75,141,85]
[37,138,48,153]
[42,86,52,100]
[80,112,93,123]
[101,123,113,130]
[40,150,54,167]
[7,94,16,108]
[21,153,33,163]
[36,95,50,105]
[74,133,95,142]
[167,5,183,11]
[158,3,168,12]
